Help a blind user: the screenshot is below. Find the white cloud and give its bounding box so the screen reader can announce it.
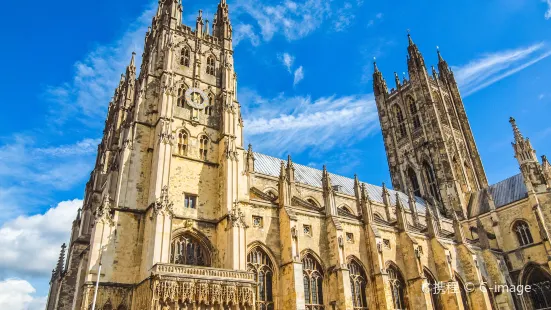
[293,66,305,85]
[545,0,551,19]
[0,200,81,278]
[0,279,46,310]
[45,3,156,126]
[452,43,551,97]
[539,94,545,100]
[233,23,260,46]
[233,0,362,43]
[279,53,295,73]
[242,91,378,155]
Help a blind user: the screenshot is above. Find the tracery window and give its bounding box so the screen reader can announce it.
[408,97,421,130]
[348,259,368,310]
[177,130,188,155]
[303,254,324,310]
[180,47,190,67]
[206,56,216,76]
[393,105,407,139]
[524,265,551,310]
[170,233,210,266]
[513,220,534,246]
[407,167,421,197]
[177,85,186,107]
[423,162,439,199]
[388,265,407,310]
[247,247,274,310]
[199,135,209,160]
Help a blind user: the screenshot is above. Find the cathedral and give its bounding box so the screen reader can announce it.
[46,0,551,309]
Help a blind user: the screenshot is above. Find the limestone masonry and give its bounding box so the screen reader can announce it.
[46,1,551,309]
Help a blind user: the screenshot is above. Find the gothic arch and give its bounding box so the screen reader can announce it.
[304,197,321,208]
[406,166,421,197]
[171,227,215,254]
[346,255,368,277]
[300,249,326,272]
[385,261,408,310]
[247,242,278,310]
[264,187,279,201]
[424,267,442,310]
[170,230,212,267]
[455,273,472,310]
[347,255,369,309]
[338,204,355,215]
[518,262,551,310]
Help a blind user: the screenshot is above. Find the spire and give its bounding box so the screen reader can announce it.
[245,144,255,173]
[426,205,440,238]
[437,47,444,63]
[406,31,427,74]
[125,52,136,80]
[360,183,373,223]
[196,10,204,36]
[509,117,524,143]
[372,60,388,97]
[407,30,414,46]
[354,174,361,199]
[407,188,420,226]
[394,72,401,88]
[279,161,286,181]
[55,243,67,276]
[286,155,295,183]
[215,0,232,41]
[382,182,392,220]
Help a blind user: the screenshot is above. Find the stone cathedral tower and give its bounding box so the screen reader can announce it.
[374,34,488,217]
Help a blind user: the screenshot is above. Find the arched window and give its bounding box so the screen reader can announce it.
[177,85,186,107]
[206,56,215,76]
[524,265,551,309]
[180,47,190,67]
[408,97,421,130]
[513,221,534,246]
[199,135,209,160]
[339,205,354,215]
[177,131,188,155]
[456,276,471,310]
[205,94,214,116]
[423,162,439,199]
[388,265,407,310]
[393,105,407,139]
[424,270,441,310]
[170,233,210,266]
[348,259,368,310]
[266,190,278,202]
[247,247,275,310]
[407,167,421,197]
[302,254,324,310]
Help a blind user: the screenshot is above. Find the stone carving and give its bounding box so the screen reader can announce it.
[96,194,114,226]
[159,119,174,145]
[227,205,247,228]
[152,186,174,218]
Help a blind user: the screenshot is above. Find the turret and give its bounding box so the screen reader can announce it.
[214,0,232,45]
[196,10,204,37]
[322,166,337,216]
[286,155,295,184]
[437,48,453,79]
[245,144,255,173]
[54,243,67,277]
[395,193,408,231]
[372,61,388,97]
[510,117,549,191]
[406,33,428,76]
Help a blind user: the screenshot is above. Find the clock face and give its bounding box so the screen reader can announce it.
[185,88,209,110]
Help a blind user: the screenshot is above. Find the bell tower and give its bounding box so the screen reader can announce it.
[373,34,488,217]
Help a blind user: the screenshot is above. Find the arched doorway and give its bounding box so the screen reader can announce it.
[522,264,551,310]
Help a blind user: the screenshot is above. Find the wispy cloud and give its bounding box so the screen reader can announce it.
[545,0,551,19]
[233,0,363,44]
[233,23,260,46]
[242,90,378,155]
[367,12,384,28]
[453,43,551,97]
[279,53,295,73]
[293,66,305,85]
[44,3,156,127]
[0,136,98,219]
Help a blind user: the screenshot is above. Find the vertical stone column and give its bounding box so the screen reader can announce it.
[278,208,305,310]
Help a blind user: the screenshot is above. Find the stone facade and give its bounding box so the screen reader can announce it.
[46,1,551,310]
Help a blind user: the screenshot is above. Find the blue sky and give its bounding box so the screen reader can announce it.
[0,0,550,308]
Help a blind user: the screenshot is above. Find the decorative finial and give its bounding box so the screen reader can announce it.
[509,117,523,142]
[373,57,379,72]
[407,29,414,45]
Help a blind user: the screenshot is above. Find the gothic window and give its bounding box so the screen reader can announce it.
[247,247,275,310]
[307,198,319,208]
[513,220,534,246]
[388,265,407,310]
[393,105,407,139]
[102,301,113,310]
[524,264,551,310]
[339,205,354,215]
[177,85,186,107]
[423,162,439,199]
[177,130,188,155]
[407,167,421,197]
[180,47,190,67]
[206,56,216,76]
[199,135,209,160]
[348,259,368,310]
[302,254,324,310]
[170,233,210,266]
[408,97,421,130]
[424,270,442,310]
[205,94,214,116]
[456,276,471,310]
